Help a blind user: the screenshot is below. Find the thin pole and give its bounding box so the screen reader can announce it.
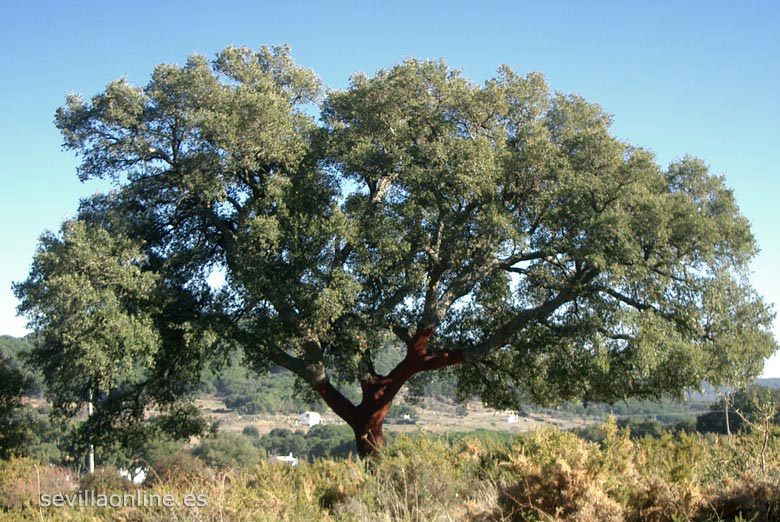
[87,389,94,474]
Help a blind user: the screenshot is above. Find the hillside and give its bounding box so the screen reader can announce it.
[0,335,33,360]
[759,377,780,389]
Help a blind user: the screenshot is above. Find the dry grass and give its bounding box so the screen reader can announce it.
[1,420,777,522]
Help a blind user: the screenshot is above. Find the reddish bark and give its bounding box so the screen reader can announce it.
[314,328,465,457]
[354,405,390,456]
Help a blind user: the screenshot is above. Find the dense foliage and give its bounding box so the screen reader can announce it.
[255,424,356,461]
[14,221,212,453]
[191,432,263,469]
[0,336,33,361]
[14,45,777,455]
[0,336,41,396]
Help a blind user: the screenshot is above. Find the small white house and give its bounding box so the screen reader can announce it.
[270,452,298,467]
[503,414,519,424]
[299,411,322,427]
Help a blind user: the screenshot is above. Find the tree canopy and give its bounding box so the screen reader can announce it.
[15,45,777,455]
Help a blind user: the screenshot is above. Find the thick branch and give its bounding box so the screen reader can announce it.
[391,323,413,344]
[464,291,575,361]
[267,347,359,428]
[425,252,497,329]
[497,251,548,267]
[360,349,464,409]
[464,267,598,361]
[357,328,464,418]
[421,250,551,331]
[595,285,698,336]
[314,379,359,428]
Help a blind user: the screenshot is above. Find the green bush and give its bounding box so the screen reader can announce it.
[0,354,33,460]
[258,428,308,457]
[146,451,211,484]
[242,425,261,438]
[192,432,263,468]
[387,402,418,420]
[305,425,355,460]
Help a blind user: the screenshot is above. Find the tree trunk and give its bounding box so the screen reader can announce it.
[354,414,387,457]
[313,329,465,458]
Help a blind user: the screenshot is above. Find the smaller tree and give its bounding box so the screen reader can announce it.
[258,428,308,457]
[14,220,210,463]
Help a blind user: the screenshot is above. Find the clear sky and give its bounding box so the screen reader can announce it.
[1,1,778,376]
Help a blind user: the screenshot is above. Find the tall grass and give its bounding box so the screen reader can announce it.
[1,419,777,521]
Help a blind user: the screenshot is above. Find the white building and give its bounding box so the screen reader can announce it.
[503,414,519,424]
[299,411,322,427]
[269,452,298,467]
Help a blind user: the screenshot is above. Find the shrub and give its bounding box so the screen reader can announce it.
[242,425,261,438]
[0,354,33,460]
[146,451,211,484]
[257,428,307,457]
[306,425,355,460]
[192,432,263,468]
[387,402,419,420]
[135,436,185,471]
[1,422,778,521]
[0,457,76,510]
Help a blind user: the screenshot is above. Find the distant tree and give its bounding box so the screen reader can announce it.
[16,45,777,456]
[258,428,307,457]
[304,424,355,459]
[387,403,418,420]
[0,354,33,459]
[0,335,34,361]
[0,336,42,396]
[696,386,780,434]
[192,432,263,468]
[242,425,260,438]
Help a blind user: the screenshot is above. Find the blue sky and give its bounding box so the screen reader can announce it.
[1,1,778,376]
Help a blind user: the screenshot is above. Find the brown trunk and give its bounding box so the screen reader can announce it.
[351,385,394,457]
[314,329,465,457]
[354,412,387,457]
